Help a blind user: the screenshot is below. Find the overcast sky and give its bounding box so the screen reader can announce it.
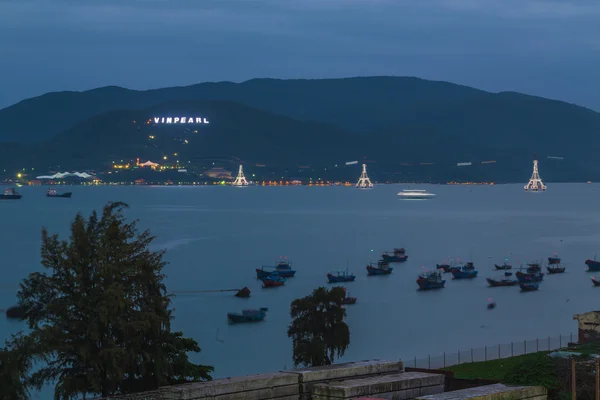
[0,0,599,110]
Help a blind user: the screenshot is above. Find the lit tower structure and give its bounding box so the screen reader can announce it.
[356,164,374,189]
[232,164,249,186]
[524,155,546,192]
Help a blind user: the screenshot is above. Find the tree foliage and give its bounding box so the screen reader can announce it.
[13,201,213,399]
[287,286,350,367]
[0,334,38,400]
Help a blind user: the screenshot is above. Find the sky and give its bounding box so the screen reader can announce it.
[0,0,599,110]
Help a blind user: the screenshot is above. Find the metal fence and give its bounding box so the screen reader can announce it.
[407,332,578,369]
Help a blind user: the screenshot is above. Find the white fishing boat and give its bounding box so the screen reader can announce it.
[397,189,436,199]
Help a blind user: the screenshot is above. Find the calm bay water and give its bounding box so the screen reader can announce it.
[1,183,600,396]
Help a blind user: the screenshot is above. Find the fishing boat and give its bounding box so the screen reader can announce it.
[526,263,541,273]
[546,265,566,274]
[515,271,544,283]
[494,262,512,270]
[451,267,478,279]
[591,277,600,287]
[586,258,600,271]
[436,260,455,273]
[261,273,286,288]
[520,283,539,292]
[486,272,518,287]
[0,188,21,200]
[340,288,357,304]
[255,259,296,278]
[417,270,446,290]
[548,255,561,265]
[327,269,356,283]
[449,262,475,274]
[397,189,436,199]
[46,189,72,198]
[227,308,268,323]
[381,248,408,262]
[366,260,393,275]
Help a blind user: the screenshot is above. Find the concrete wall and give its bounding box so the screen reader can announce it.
[103,359,409,400]
[415,384,547,400]
[574,311,600,344]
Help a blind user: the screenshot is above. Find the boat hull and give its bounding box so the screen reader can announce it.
[262,280,285,288]
[366,266,393,275]
[451,270,478,279]
[494,264,512,270]
[0,194,21,200]
[381,254,408,262]
[227,309,267,323]
[546,267,565,274]
[592,277,600,287]
[327,274,356,283]
[486,278,518,287]
[515,271,544,283]
[342,297,357,305]
[47,192,72,198]
[256,268,295,278]
[586,259,600,271]
[417,279,445,290]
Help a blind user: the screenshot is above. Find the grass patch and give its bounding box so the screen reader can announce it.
[442,351,551,380]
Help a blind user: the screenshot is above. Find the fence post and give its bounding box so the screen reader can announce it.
[548,336,550,350]
[458,350,461,365]
[498,344,500,359]
[485,346,487,361]
[511,342,513,357]
[537,338,539,352]
[444,352,446,368]
[525,340,527,354]
[560,334,562,348]
[428,354,430,369]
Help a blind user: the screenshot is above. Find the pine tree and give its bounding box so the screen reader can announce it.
[287,286,350,367]
[15,201,213,399]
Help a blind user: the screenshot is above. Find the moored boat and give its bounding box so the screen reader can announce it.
[340,287,357,304]
[586,258,600,271]
[366,260,393,275]
[381,248,408,262]
[397,189,436,199]
[548,255,561,265]
[546,265,566,274]
[592,277,600,287]
[0,188,21,200]
[436,262,453,273]
[327,269,356,283]
[451,267,478,279]
[417,270,446,290]
[494,263,512,270]
[520,283,539,292]
[256,259,296,278]
[227,307,268,323]
[46,189,72,198]
[261,273,286,288]
[515,271,544,283]
[486,275,518,287]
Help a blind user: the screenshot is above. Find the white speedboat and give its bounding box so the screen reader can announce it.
[397,189,436,199]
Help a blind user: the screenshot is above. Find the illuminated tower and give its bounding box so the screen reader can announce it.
[232,165,249,186]
[524,156,546,192]
[356,164,374,189]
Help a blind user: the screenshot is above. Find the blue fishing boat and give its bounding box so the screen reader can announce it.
[366,260,393,275]
[255,258,296,278]
[381,248,408,262]
[227,307,268,323]
[494,261,512,270]
[449,262,475,273]
[515,271,544,283]
[520,283,539,292]
[451,266,478,279]
[261,272,286,288]
[327,268,356,283]
[417,270,446,290]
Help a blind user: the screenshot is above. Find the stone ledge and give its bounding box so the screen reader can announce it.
[415,384,548,400]
[283,360,404,384]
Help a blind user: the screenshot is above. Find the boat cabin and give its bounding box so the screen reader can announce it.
[574,311,600,345]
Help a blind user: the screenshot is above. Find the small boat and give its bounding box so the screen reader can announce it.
[494,263,512,270]
[586,258,600,272]
[340,288,357,304]
[366,260,393,275]
[546,265,566,274]
[591,277,600,287]
[520,283,539,292]
[327,269,356,283]
[235,287,251,298]
[417,270,446,290]
[548,254,561,265]
[451,267,478,279]
[256,259,296,278]
[381,248,408,262]
[46,189,72,198]
[0,188,21,200]
[436,261,454,273]
[515,271,544,283]
[486,277,518,287]
[227,307,268,323]
[397,189,436,199]
[261,273,286,288]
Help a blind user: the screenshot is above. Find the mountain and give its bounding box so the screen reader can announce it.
[2,76,600,182]
[13,100,365,177]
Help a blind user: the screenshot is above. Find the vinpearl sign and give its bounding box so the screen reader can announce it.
[153,117,210,124]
